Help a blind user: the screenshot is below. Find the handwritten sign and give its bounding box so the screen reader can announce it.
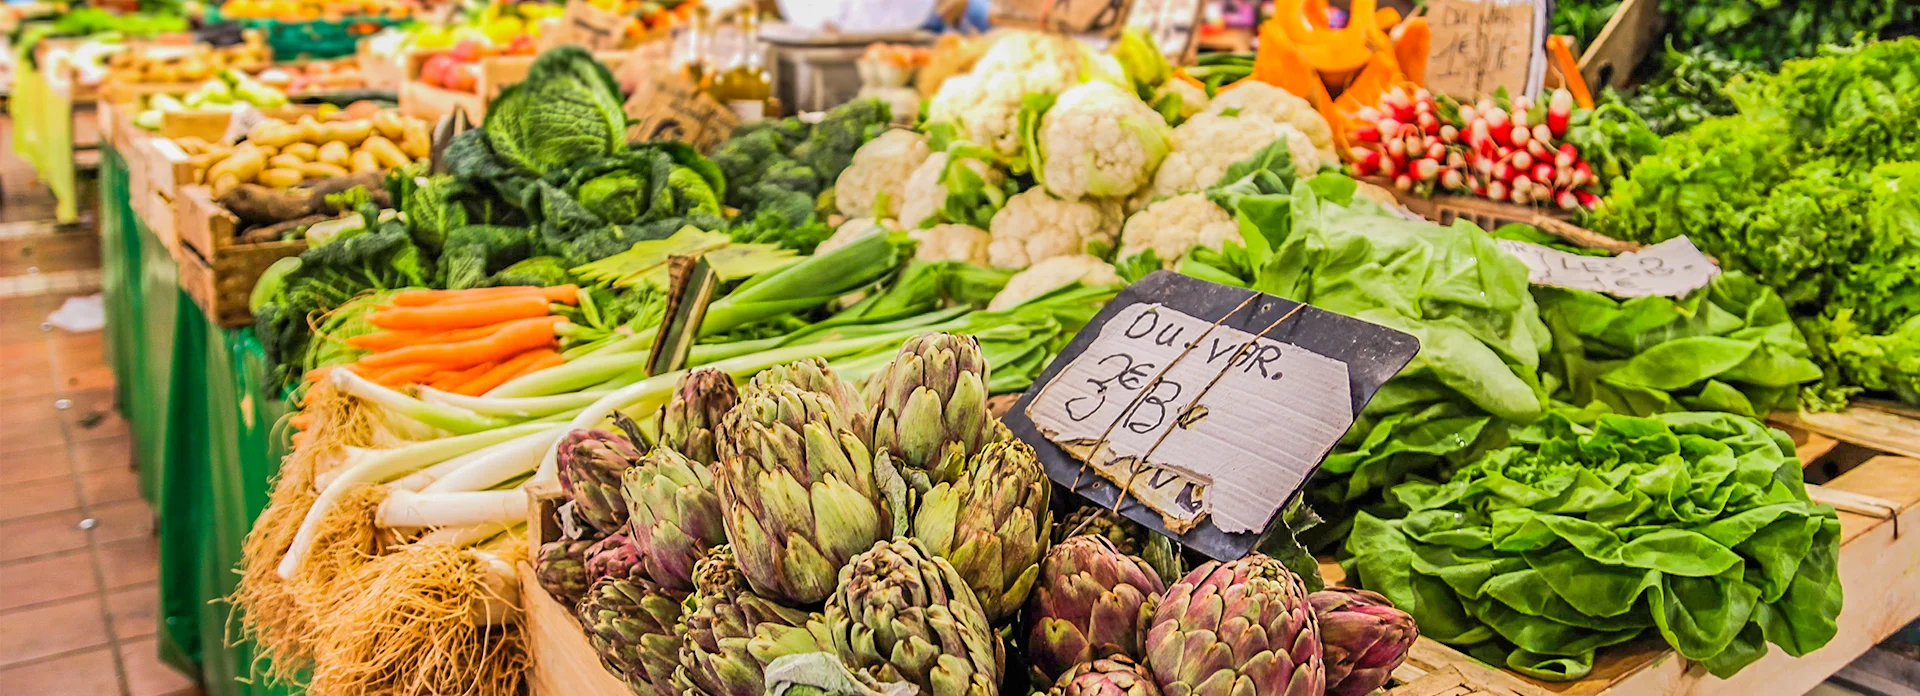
[1125,0,1204,63]
[547,0,634,52]
[992,0,1136,38]
[623,70,738,153]
[1424,0,1545,99]
[1496,236,1719,298]
[1003,271,1420,560]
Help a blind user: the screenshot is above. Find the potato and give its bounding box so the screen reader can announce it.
[281,142,319,161]
[350,150,380,174]
[399,119,431,161]
[296,116,327,144]
[361,136,411,169]
[207,148,266,189]
[247,121,301,149]
[318,141,351,167]
[188,152,227,170]
[259,168,305,188]
[372,110,406,140]
[297,162,351,179]
[326,120,373,147]
[268,153,307,169]
[175,136,210,155]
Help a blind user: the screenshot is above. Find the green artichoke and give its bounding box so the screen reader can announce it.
[622,447,726,594]
[1144,555,1323,696]
[535,537,598,607]
[820,538,1003,696]
[864,333,994,486]
[578,576,685,696]
[558,428,642,534]
[1049,656,1162,696]
[1026,535,1166,685]
[750,359,866,413]
[1311,588,1416,696]
[913,439,1053,621]
[716,384,901,605]
[1055,507,1185,586]
[674,544,822,696]
[585,531,646,584]
[762,653,919,696]
[661,368,740,465]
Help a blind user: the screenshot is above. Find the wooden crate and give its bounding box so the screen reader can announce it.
[1390,189,1643,254]
[522,477,631,696]
[173,185,306,326]
[357,38,408,91]
[1576,0,1665,90]
[1364,410,1920,696]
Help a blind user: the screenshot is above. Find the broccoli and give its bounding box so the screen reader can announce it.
[489,256,576,288]
[790,98,893,188]
[441,224,537,289]
[727,205,834,254]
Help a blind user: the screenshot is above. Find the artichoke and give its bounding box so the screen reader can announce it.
[622,447,726,594]
[1144,555,1323,696]
[716,384,901,605]
[1026,535,1166,685]
[577,576,685,696]
[585,531,646,584]
[913,439,1053,621]
[1311,588,1417,696]
[749,359,866,414]
[558,428,642,534]
[1050,656,1162,696]
[675,545,821,696]
[864,333,994,485]
[535,537,598,607]
[1055,507,1185,586]
[820,538,1003,696]
[661,368,740,465]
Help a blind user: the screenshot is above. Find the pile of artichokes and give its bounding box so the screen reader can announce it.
[536,333,1420,696]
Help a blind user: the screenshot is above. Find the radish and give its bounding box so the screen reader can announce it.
[1357,106,1382,122]
[1475,156,1495,177]
[1393,174,1414,191]
[1547,89,1573,137]
[1512,150,1534,170]
[1426,141,1447,160]
[1439,124,1459,144]
[1414,98,1434,115]
[1476,98,1497,115]
[1404,134,1425,154]
[1350,147,1381,176]
[1556,143,1578,168]
[1386,138,1407,163]
[1527,139,1552,160]
[1416,88,1433,102]
[1512,94,1533,112]
[1556,189,1579,210]
[1572,160,1593,188]
[1531,163,1554,184]
[1417,112,1440,135]
[1510,125,1532,147]
[1469,120,1494,153]
[1575,189,1601,209]
[1492,160,1516,182]
[1487,180,1509,202]
[1414,158,1441,181]
[1447,150,1467,168]
[1485,107,1511,130]
[1379,156,1399,178]
[1511,108,1529,128]
[1458,105,1479,124]
[1532,124,1553,145]
[1353,123,1381,143]
[1441,168,1464,190]
[1377,118,1403,138]
[1554,165,1572,188]
[1510,179,1534,205]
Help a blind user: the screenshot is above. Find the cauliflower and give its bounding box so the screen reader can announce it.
[926,32,1088,160]
[1119,193,1239,265]
[898,151,1008,230]
[1204,81,1337,163]
[835,129,932,219]
[1155,78,1210,121]
[1149,113,1320,198]
[988,255,1123,310]
[987,188,1124,268]
[817,218,897,255]
[1034,80,1171,201]
[911,224,992,265]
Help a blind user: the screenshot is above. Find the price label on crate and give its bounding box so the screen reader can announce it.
[1496,236,1718,298]
[549,0,634,52]
[991,0,1136,38]
[1424,0,1548,99]
[1004,272,1420,561]
[623,71,739,153]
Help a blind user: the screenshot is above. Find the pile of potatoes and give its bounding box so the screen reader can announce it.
[182,110,431,196]
[107,38,273,84]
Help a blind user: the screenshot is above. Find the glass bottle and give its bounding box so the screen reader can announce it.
[677,6,713,89]
[706,9,772,123]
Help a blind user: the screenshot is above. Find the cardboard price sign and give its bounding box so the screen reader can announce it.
[991,0,1136,38]
[1497,236,1719,298]
[1004,271,1419,561]
[623,71,738,153]
[1424,0,1546,99]
[549,0,634,52]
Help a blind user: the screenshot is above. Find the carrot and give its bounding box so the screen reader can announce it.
[434,361,498,392]
[356,316,562,370]
[347,323,515,352]
[291,431,309,448]
[505,350,565,381]
[372,363,441,387]
[305,366,335,383]
[289,413,315,431]
[389,285,580,307]
[367,295,553,331]
[455,349,552,396]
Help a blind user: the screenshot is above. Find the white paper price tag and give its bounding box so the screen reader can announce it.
[1496,236,1718,298]
[1024,303,1352,534]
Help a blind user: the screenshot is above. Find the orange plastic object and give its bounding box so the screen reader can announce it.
[1374,6,1402,30]
[1393,17,1430,86]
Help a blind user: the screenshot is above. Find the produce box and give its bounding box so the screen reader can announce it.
[356,37,408,90]
[1385,187,1642,254]
[173,185,307,326]
[399,49,629,121]
[518,559,631,696]
[1576,0,1664,90]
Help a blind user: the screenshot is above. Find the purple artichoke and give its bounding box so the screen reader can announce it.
[1027,535,1166,685]
[535,537,598,607]
[1050,656,1162,696]
[661,368,740,466]
[557,428,642,534]
[674,545,822,696]
[577,576,684,696]
[1144,554,1323,696]
[621,446,726,594]
[584,532,646,585]
[1311,588,1417,696]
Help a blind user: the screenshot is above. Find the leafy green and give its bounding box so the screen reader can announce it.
[1601,45,1761,136]
[1658,0,1917,68]
[488,256,575,288]
[1347,409,1842,680]
[708,98,892,247]
[1564,102,1661,188]
[1550,0,1621,51]
[254,221,433,389]
[441,225,538,290]
[482,46,626,178]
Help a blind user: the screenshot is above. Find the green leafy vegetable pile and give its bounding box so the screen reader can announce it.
[1347,410,1841,681]
[1593,38,1920,406]
[1600,45,1763,136]
[1658,0,1918,68]
[709,99,893,251]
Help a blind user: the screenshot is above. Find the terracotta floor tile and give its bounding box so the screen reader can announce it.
[87,499,156,546]
[0,646,122,694]
[0,414,66,454]
[0,550,100,610]
[0,364,57,401]
[121,637,197,696]
[0,510,90,563]
[60,389,127,442]
[56,363,119,397]
[0,475,80,521]
[0,442,72,485]
[0,596,111,666]
[106,584,158,641]
[0,336,47,363]
[0,233,101,277]
[78,467,141,507]
[71,437,132,473]
[94,539,160,590]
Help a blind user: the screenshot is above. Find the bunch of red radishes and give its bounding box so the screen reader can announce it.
[1346,87,1602,210]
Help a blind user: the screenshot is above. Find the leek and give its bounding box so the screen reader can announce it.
[377,489,528,529]
[418,388,615,419]
[422,427,564,494]
[332,370,520,434]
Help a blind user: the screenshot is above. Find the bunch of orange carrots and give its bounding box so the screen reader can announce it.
[306,285,581,396]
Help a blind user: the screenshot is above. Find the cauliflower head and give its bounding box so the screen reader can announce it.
[1036,80,1171,201]
[927,32,1088,160]
[1156,78,1210,121]
[835,129,932,219]
[898,151,1008,230]
[987,188,1124,268]
[1149,114,1319,198]
[1204,81,1336,163]
[910,224,992,265]
[988,255,1123,310]
[817,218,898,255]
[1119,193,1239,266]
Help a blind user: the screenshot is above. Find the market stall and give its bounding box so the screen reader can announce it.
[58,0,1920,694]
